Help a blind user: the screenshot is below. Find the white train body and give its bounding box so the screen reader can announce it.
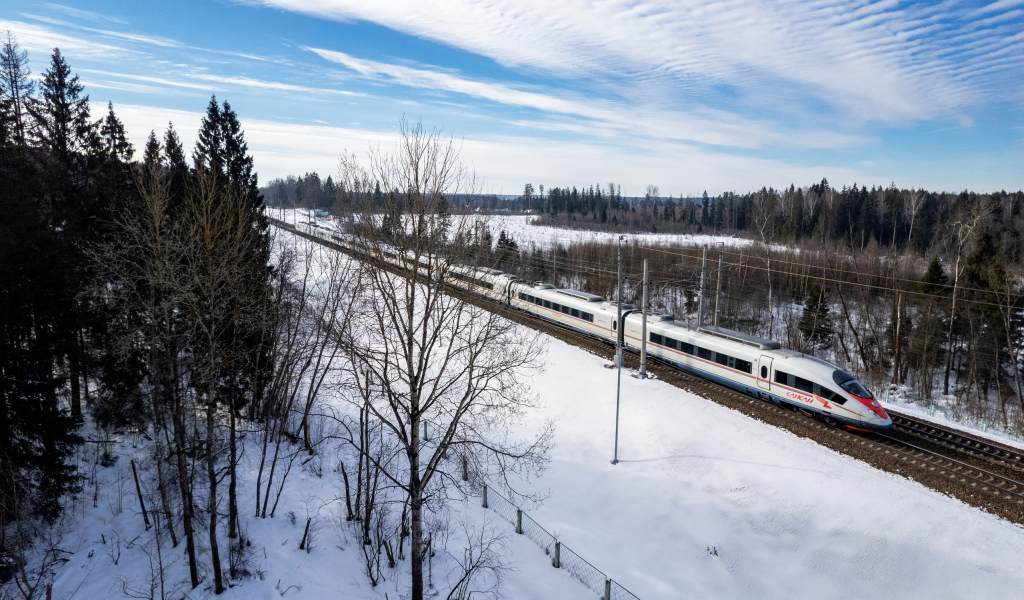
[287,221,890,430]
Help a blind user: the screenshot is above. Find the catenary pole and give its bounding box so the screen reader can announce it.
[640,258,649,378]
[613,235,624,465]
[698,246,708,327]
[714,244,723,327]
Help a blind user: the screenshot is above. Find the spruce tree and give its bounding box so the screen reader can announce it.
[99,101,133,161]
[799,285,834,349]
[0,32,34,146]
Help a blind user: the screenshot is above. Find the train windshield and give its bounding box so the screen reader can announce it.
[832,369,873,399]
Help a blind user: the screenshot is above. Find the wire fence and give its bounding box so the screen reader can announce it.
[482,484,641,600]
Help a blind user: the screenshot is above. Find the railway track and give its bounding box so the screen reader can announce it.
[274,219,1024,524]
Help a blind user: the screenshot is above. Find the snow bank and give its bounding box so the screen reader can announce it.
[501,336,1024,599]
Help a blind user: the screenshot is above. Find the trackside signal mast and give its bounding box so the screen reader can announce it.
[612,235,624,465]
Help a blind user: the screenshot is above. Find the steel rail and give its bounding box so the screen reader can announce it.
[273,219,1024,508]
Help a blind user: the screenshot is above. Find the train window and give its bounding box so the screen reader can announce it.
[697,347,712,361]
[774,370,789,385]
[535,297,543,305]
[571,308,580,318]
[727,357,735,368]
[715,352,729,366]
[561,305,571,315]
[527,295,535,303]
[543,300,551,309]
[794,376,814,394]
[814,384,847,405]
[650,333,663,345]
[735,359,752,374]
[586,312,595,322]
[549,303,558,311]
[519,293,527,301]
[761,366,768,378]
[665,337,678,350]
[680,342,694,355]
[613,320,617,330]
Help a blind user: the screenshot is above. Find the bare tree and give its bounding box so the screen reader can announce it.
[337,119,551,600]
[902,189,924,248]
[943,204,988,396]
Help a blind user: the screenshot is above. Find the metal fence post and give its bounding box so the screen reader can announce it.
[605,579,611,600]
[482,484,488,509]
[553,541,561,568]
[516,508,523,534]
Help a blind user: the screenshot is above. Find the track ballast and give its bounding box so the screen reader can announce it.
[273,218,1024,525]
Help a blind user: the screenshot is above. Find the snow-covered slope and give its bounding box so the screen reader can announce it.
[43,225,1024,600]
[502,336,1024,599]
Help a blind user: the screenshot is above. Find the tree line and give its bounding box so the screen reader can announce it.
[3,32,545,600]
[475,209,1023,433]
[0,32,278,596]
[523,181,1024,263]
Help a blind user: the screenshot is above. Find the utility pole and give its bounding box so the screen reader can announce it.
[639,258,649,378]
[697,246,708,328]
[714,244,723,328]
[612,235,624,465]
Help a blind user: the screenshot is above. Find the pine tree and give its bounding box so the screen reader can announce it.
[0,32,34,146]
[99,102,133,161]
[29,48,94,164]
[799,285,834,349]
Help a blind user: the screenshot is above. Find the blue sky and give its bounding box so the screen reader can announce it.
[2,0,1022,194]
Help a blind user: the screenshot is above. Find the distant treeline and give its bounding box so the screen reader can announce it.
[263,174,1024,263]
[528,181,1024,263]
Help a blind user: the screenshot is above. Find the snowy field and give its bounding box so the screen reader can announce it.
[47,308,1024,599]
[471,214,765,252]
[265,208,767,252]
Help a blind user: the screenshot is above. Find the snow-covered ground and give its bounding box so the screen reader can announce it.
[499,338,1024,599]
[880,394,1024,451]
[45,311,1024,600]
[265,208,767,251]
[474,214,765,251]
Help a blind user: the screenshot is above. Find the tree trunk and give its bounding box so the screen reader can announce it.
[171,376,199,589]
[944,255,962,396]
[892,294,903,385]
[409,411,424,600]
[228,392,238,539]
[207,405,225,594]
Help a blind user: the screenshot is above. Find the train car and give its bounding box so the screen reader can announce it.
[447,265,514,302]
[510,283,636,341]
[622,315,890,430]
[286,218,888,431]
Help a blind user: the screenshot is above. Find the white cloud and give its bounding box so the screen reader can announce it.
[310,48,869,149]
[186,72,365,96]
[253,0,1024,124]
[43,3,125,24]
[22,14,184,47]
[0,18,138,60]
[112,103,873,195]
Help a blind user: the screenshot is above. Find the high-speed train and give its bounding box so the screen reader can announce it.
[292,222,891,431]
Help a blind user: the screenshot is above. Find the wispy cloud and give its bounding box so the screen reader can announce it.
[81,69,217,91]
[186,72,364,96]
[0,18,138,59]
[44,3,125,24]
[22,14,184,47]
[111,102,871,193]
[308,47,868,149]
[257,0,1024,125]
[80,66,366,98]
